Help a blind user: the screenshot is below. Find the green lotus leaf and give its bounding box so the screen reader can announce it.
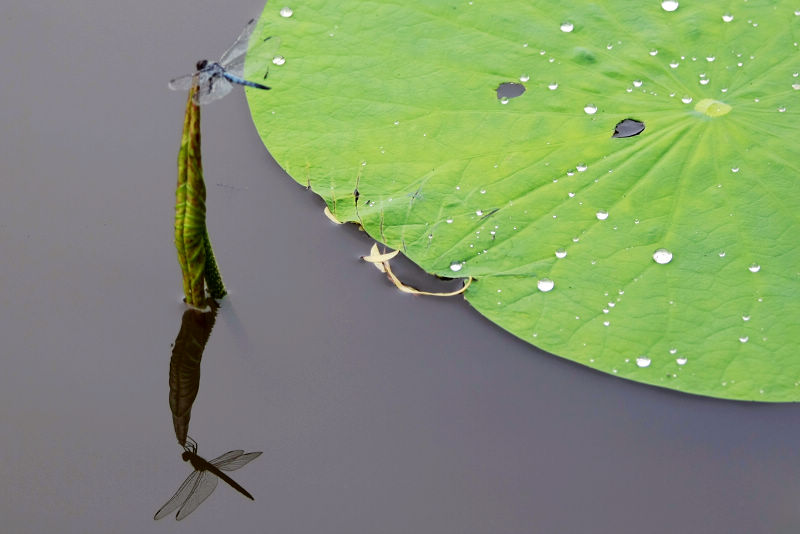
[247,0,800,401]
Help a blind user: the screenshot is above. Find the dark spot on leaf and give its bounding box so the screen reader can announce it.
[612,118,645,138]
[572,47,597,65]
[496,82,525,100]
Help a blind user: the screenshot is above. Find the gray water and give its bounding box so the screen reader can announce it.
[2,1,800,532]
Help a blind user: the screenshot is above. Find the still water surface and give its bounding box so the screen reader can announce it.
[1,1,800,533]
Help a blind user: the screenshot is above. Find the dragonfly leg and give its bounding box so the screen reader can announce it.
[184,435,198,453]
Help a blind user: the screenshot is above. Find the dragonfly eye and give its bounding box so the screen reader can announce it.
[196,59,209,70]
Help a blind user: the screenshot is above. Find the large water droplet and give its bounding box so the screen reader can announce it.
[722,13,734,22]
[576,163,588,172]
[279,6,294,17]
[272,55,286,66]
[636,356,652,368]
[681,96,693,104]
[748,263,761,273]
[612,118,645,138]
[497,82,526,101]
[450,261,463,272]
[633,80,643,87]
[739,335,749,343]
[653,248,673,264]
[560,22,574,32]
[555,248,567,259]
[661,0,679,11]
[537,278,555,292]
[520,74,530,82]
[676,357,688,365]
[584,104,597,114]
[548,82,559,90]
[596,210,609,220]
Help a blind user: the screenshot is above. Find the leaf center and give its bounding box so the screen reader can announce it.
[694,98,732,118]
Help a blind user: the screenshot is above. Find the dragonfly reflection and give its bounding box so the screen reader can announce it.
[168,19,271,105]
[154,437,262,520]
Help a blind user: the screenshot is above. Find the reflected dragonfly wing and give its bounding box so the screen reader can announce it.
[176,470,219,521]
[214,451,262,472]
[208,449,244,465]
[194,74,233,105]
[218,19,257,68]
[154,470,201,520]
[168,73,197,91]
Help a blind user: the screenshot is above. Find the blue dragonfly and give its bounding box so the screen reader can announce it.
[154,437,262,521]
[169,19,271,105]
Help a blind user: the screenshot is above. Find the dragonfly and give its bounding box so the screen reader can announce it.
[168,19,271,105]
[154,437,262,520]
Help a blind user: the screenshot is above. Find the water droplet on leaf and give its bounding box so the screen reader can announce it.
[636,356,652,368]
[279,6,294,17]
[653,248,673,264]
[537,278,555,292]
[661,0,679,11]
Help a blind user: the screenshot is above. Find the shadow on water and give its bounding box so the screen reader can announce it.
[157,300,262,521]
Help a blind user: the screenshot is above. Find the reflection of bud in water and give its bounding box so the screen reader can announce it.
[169,304,217,446]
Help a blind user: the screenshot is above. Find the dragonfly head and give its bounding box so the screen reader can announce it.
[196,59,209,71]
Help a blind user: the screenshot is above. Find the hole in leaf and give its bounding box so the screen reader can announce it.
[612,118,645,138]
[496,82,525,100]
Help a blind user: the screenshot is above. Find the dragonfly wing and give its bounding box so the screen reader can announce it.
[176,470,219,521]
[208,450,244,464]
[215,451,263,472]
[223,54,246,78]
[154,470,200,520]
[168,73,197,91]
[194,74,233,105]
[219,19,256,68]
